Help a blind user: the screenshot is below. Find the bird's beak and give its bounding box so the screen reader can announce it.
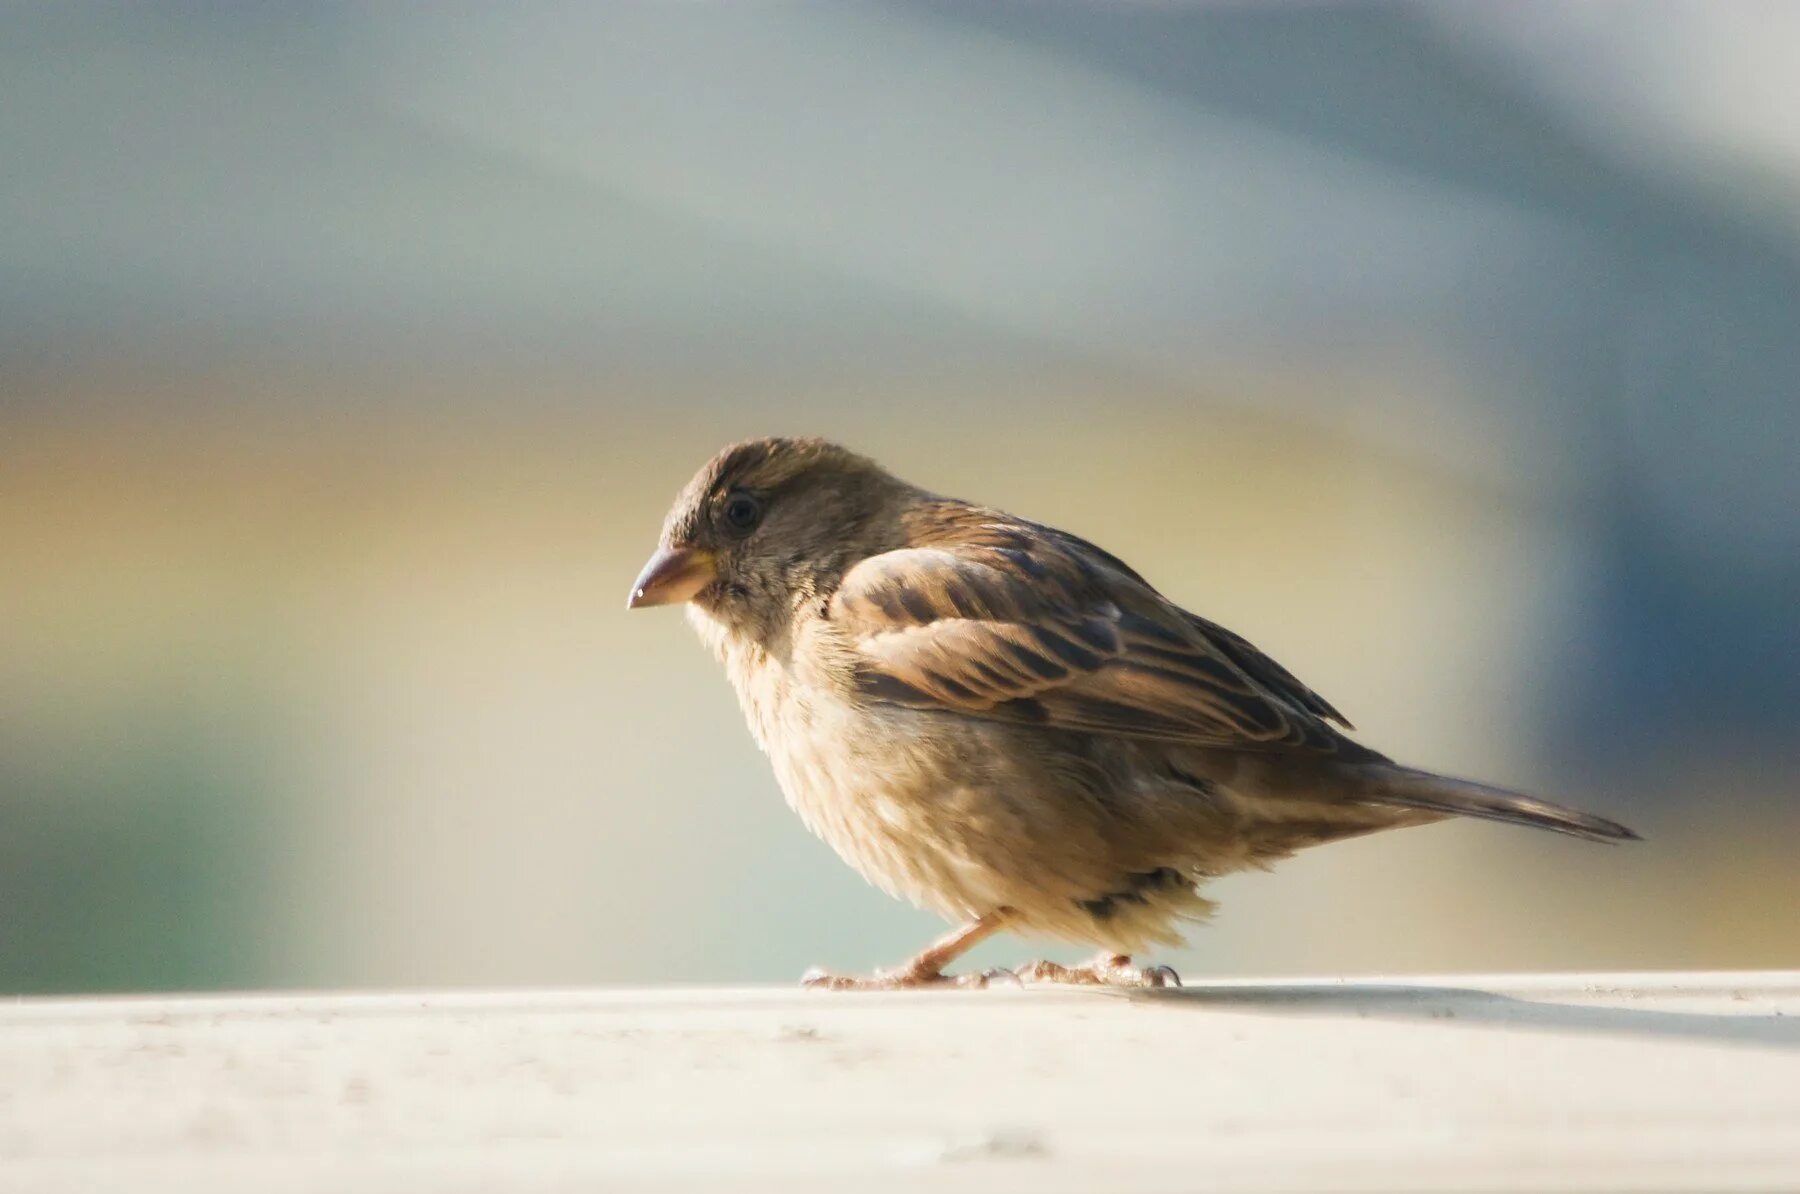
[627,544,717,609]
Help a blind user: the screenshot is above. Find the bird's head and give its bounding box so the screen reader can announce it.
[628,437,913,638]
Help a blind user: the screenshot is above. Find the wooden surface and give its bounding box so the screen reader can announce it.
[3,972,1798,1192]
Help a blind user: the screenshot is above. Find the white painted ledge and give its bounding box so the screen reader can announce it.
[3,972,1798,1193]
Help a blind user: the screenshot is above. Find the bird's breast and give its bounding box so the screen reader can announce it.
[763,684,995,914]
[692,611,1018,916]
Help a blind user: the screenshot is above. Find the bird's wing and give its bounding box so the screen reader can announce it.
[829,514,1348,751]
[1182,613,1354,729]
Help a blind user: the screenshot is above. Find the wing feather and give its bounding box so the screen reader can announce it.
[831,512,1348,752]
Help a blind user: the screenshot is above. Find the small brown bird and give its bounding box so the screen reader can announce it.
[629,437,1637,989]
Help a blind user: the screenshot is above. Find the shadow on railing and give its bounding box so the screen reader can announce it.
[1135,983,1800,1050]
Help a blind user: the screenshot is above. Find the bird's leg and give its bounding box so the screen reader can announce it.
[802,910,1016,990]
[1016,952,1182,989]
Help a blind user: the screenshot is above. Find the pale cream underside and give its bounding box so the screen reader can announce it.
[686,604,1232,952]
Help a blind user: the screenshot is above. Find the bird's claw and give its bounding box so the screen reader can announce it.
[1015,954,1182,989]
[802,966,926,991]
[800,965,1022,991]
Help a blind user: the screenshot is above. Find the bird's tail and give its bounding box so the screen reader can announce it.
[1355,764,1640,844]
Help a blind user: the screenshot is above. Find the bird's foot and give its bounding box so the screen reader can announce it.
[801,964,1021,991]
[1015,953,1181,989]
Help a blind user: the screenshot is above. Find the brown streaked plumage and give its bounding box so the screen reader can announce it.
[629,437,1638,989]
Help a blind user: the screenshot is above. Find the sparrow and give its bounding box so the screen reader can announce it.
[628,437,1637,989]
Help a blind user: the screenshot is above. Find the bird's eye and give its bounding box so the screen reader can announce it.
[721,491,763,533]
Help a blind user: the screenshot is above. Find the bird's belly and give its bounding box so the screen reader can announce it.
[755,692,1219,949]
[764,699,1014,921]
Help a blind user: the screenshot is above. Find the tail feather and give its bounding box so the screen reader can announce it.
[1358,765,1640,844]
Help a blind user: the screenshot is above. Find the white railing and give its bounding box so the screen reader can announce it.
[3,972,1797,1192]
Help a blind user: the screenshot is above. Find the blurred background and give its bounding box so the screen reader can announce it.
[3,2,1796,995]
